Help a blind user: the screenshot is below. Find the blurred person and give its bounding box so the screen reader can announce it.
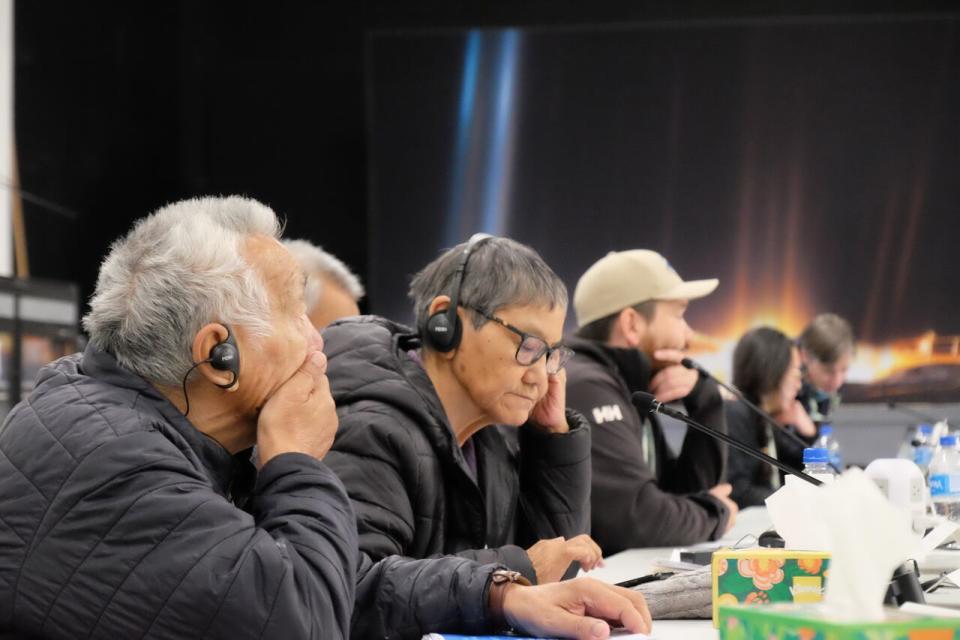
[284,238,364,328]
[797,313,855,424]
[565,249,737,553]
[323,235,600,585]
[726,326,817,508]
[0,198,651,639]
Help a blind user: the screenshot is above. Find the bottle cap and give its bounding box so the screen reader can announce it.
[940,435,957,447]
[820,424,833,436]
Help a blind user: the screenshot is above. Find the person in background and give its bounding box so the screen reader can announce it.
[284,238,365,328]
[323,235,601,586]
[0,198,651,640]
[726,326,817,508]
[565,249,737,554]
[797,313,855,424]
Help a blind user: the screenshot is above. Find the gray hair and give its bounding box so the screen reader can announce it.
[82,196,282,386]
[282,239,365,312]
[409,236,568,340]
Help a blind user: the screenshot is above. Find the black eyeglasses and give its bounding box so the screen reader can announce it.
[467,307,575,375]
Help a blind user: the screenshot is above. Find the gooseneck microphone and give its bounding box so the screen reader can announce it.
[631,391,823,487]
[886,401,941,426]
[681,357,840,473]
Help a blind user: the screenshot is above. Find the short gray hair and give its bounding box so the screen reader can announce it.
[409,237,568,339]
[282,239,365,312]
[83,196,282,386]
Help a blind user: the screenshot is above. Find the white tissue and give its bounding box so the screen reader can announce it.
[764,468,920,621]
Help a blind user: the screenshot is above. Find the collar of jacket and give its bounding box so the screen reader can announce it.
[797,379,835,422]
[80,342,250,499]
[324,316,486,485]
[566,335,653,394]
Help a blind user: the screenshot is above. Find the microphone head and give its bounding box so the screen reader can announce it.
[680,357,696,370]
[631,391,660,415]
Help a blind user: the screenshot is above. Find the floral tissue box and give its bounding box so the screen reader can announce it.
[711,547,831,627]
[718,603,960,639]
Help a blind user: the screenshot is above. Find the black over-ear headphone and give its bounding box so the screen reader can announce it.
[208,324,240,389]
[422,233,493,353]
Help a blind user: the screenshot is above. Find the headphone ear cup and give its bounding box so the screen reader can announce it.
[424,310,461,353]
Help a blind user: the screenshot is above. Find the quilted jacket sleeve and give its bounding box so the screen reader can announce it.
[325,404,541,583]
[352,552,496,640]
[5,428,358,639]
[514,409,593,548]
[324,404,423,560]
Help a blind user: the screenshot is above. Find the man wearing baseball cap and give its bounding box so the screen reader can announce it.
[565,250,737,553]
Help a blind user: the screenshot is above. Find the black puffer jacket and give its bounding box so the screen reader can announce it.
[0,344,496,640]
[323,316,592,583]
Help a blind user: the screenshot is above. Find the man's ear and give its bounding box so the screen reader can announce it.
[618,308,648,348]
[191,323,239,391]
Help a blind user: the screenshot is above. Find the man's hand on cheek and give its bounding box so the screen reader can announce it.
[256,349,339,466]
[650,350,698,404]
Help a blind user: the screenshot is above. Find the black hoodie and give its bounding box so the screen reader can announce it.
[322,316,593,583]
[564,336,731,553]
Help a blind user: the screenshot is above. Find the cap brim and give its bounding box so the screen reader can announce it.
[659,278,719,301]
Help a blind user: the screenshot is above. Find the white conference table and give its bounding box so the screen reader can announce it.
[583,507,960,639]
[582,507,773,639]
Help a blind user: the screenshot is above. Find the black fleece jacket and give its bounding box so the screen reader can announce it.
[564,337,731,553]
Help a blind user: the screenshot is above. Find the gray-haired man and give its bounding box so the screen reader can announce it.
[0,197,651,640]
[284,238,365,328]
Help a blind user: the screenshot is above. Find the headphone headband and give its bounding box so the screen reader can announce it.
[445,233,493,330]
[422,233,494,353]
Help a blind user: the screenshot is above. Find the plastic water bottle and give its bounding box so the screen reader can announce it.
[816,424,843,470]
[934,420,952,444]
[801,447,836,484]
[928,435,960,522]
[898,426,919,460]
[914,424,936,473]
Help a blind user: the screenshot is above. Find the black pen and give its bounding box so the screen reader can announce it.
[615,572,675,588]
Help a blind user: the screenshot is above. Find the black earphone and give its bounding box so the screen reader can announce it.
[421,233,493,353]
[181,324,241,416]
[208,324,240,389]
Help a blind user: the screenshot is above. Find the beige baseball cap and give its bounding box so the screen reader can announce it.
[574,249,719,327]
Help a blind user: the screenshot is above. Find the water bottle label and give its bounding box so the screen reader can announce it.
[930,473,960,497]
[916,448,934,467]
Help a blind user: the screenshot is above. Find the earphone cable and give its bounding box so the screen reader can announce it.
[180,359,210,417]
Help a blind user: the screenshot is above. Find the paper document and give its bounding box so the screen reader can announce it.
[918,520,960,559]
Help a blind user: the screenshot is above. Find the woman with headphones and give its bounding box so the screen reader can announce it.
[320,235,602,585]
